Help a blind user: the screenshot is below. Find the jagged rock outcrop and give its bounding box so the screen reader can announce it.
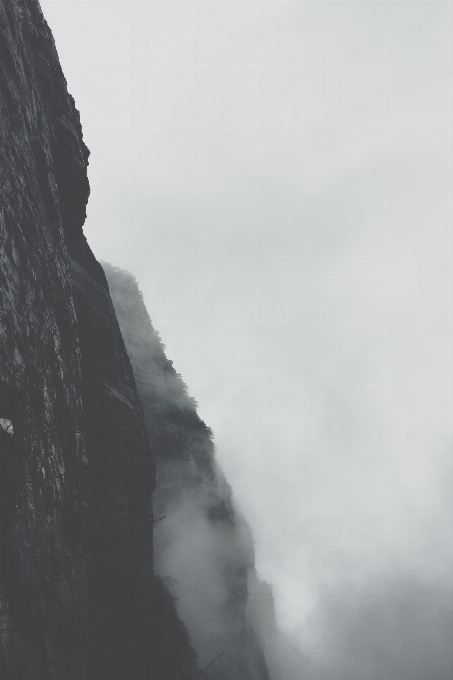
[104,263,272,680]
[0,1,195,678]
[0,1,281,678]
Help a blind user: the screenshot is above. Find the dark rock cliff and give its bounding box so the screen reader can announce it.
[0,1,278,678]
[0,1,195,678]
[103,263,272,680]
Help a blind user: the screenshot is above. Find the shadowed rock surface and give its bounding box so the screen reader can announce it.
[0,1,195,678]
[0,0,278,678]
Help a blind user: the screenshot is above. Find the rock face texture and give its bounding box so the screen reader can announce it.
[104,264,272,680]
[0,1,195,678]
[0,1,277,678]
[0,1,90,676]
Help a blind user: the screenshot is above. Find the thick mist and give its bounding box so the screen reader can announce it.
[42,2,453,679]
[104,263,274,680]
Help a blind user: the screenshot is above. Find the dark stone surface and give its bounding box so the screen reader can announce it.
[0,1,274,678]
[0,1,90,676]
[0,2,195,678]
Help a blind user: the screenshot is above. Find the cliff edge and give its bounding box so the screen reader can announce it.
[0,1,195,678]
[0,1,278,678]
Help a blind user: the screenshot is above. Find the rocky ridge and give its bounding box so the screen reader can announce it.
[0,1,194,677]
[0,0,274,678]
[104,263,273,680]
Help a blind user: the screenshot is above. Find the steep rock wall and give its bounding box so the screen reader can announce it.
[0,1,90,675]
[104,263,273,680]
[0,2,195,678]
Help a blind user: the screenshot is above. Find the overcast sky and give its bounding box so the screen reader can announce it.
[41,0,452,669]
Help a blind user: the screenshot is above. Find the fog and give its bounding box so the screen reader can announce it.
[42,1,452,677]
[104,262,277,678]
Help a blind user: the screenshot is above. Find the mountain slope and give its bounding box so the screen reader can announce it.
[0,1,195,678]
[104,263,272,680]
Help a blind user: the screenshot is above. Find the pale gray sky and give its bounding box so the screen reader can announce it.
[41,0,452,671]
